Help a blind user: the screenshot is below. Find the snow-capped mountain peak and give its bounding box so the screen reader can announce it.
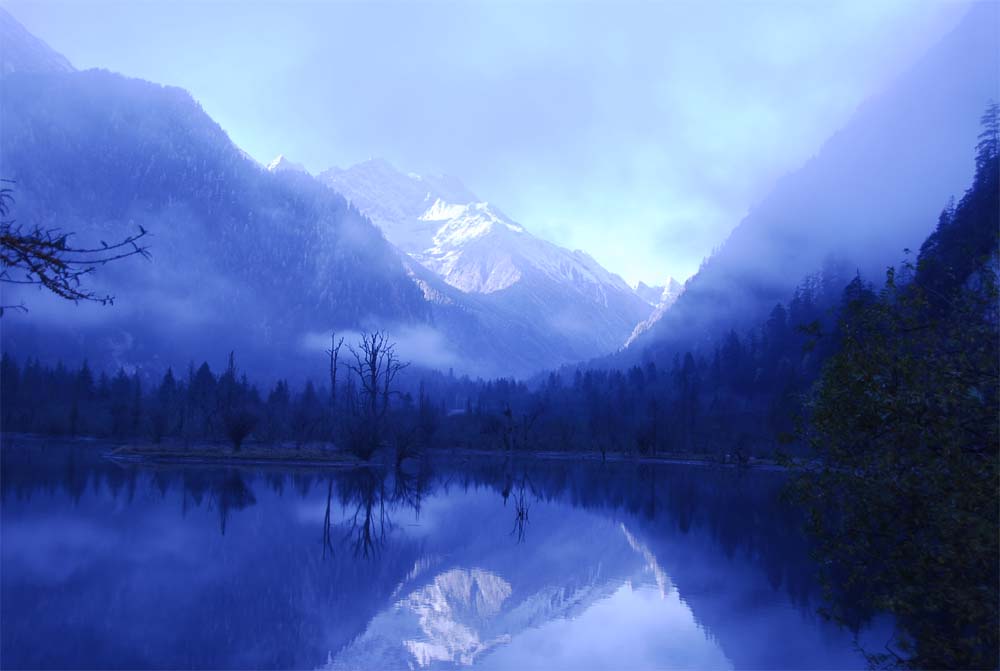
[634,281,664,306]
[659,277,683,303]
[624,276,685,348]
[319,158,656,357]
[266,154,308,174]
[321,160,627,296]
[634,276,683,307]
[418,198,471,223]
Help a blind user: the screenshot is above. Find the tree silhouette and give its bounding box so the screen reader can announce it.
[344,331,409,459]
[0,180,150,314]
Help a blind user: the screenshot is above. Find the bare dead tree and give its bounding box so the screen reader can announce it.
[0,180,150,315]
[344,331,410,458]
[519,400,546,450]
[349,331,383,420]
[347,330,409,423]
[326,331,344,408]
[381,345,409,414]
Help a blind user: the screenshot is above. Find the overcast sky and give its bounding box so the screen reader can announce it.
[4,0,969,285]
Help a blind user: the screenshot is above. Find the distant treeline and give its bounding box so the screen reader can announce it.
[1,337,436,461]
[0,259,846,461]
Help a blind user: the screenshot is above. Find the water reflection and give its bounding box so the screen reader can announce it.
[510,490,529,543]
[1,437,878,669]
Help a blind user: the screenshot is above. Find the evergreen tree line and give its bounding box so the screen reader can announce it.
[1,338,439,459]
[0,294,836,459]
[783,102,999,670]
[424,260,848,460]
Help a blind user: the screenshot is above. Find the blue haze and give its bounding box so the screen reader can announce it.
[1,0,969,284]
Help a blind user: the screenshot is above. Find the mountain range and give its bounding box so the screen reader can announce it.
[1,3,996,384]
[0,7,658,380]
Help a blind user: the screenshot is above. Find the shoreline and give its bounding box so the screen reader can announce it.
[109,444,782,471]
[2,433,782,470]
[105,443,364,469]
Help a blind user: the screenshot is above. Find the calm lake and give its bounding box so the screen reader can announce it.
[1,437,880,670]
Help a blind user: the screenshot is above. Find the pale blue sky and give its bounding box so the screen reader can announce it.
[3,0,968,285]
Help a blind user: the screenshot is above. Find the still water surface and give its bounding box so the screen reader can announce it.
[1,438,875,669]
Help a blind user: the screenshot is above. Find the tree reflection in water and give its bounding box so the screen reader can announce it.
[322,478,335,558]
[338,468,389,559]
[317,459,433,560]
[213,471,256,536]
[510,485,529,543]
[499,459,536,543]
[1,438,823,618]
[1,437,880,670]
[126,454,794,595]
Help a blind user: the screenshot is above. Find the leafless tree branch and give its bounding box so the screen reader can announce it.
[0,180,151,312]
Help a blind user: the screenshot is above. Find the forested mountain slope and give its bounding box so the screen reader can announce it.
[0,65,441,378]
[625,2,999,365]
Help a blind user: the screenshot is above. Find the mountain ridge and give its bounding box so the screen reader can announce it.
[622,1,999,362]
[0,7,74,75]
[321,158,654,360]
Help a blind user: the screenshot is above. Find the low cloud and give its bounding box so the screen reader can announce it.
[300,324,461,372]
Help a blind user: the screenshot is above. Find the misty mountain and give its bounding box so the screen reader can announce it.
[0,66,448,377]
[626,2,999,360]
[625,277,684,347]
[0,10,652,380]
[634,280,673,306]
[321,159,653,360]
[0,10,479,378]
[0,8,74,75]
[0,71,556,378]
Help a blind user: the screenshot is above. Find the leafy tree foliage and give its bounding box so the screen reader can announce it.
[786,103,999,669]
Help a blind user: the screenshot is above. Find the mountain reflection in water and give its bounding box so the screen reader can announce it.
[1,437,878,669]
